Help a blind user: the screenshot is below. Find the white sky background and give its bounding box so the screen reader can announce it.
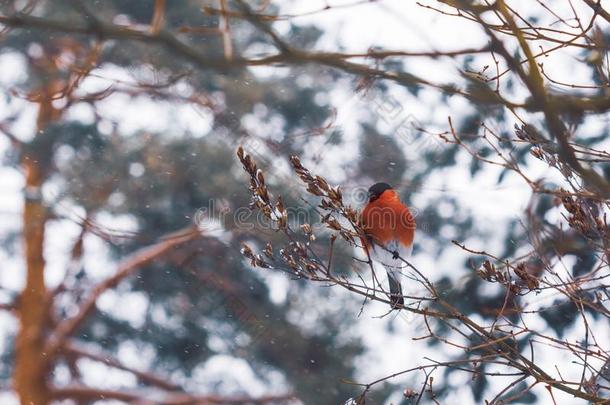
[1,0,610,404]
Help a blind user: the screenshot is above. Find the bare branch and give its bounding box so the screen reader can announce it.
[51,385,295,404]
[45,226,201,356]
[62,342,181,392]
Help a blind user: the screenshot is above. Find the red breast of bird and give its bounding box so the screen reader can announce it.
[361,187,415,267]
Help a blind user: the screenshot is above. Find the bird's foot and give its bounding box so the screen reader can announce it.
[392,250,400,259]
[390,294,404,309]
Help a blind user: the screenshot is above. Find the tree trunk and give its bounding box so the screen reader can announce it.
[14,85,61,405]
[14,157,50,404]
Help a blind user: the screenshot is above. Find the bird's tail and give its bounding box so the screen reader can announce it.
[384,265,404,309]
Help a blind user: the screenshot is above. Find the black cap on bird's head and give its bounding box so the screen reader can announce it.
[368,182,393,202]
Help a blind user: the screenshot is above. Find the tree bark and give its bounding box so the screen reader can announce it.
[14,84,61,405]
[14,155,50,404]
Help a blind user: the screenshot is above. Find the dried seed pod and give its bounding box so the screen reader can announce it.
[315,175,330,192]
[240,243,254,259]
[240,244,270,268]
[301,223,312,234]
[263,242,274,258]
[531,147,544,160]
[403,389,417,398]
[325,218,342,231]
[514,262,540,290]
[307,184,324,196]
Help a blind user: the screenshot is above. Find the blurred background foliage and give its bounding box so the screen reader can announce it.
[0,0,609,404]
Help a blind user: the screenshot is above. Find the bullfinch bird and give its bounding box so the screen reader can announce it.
[361,182,416,308]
